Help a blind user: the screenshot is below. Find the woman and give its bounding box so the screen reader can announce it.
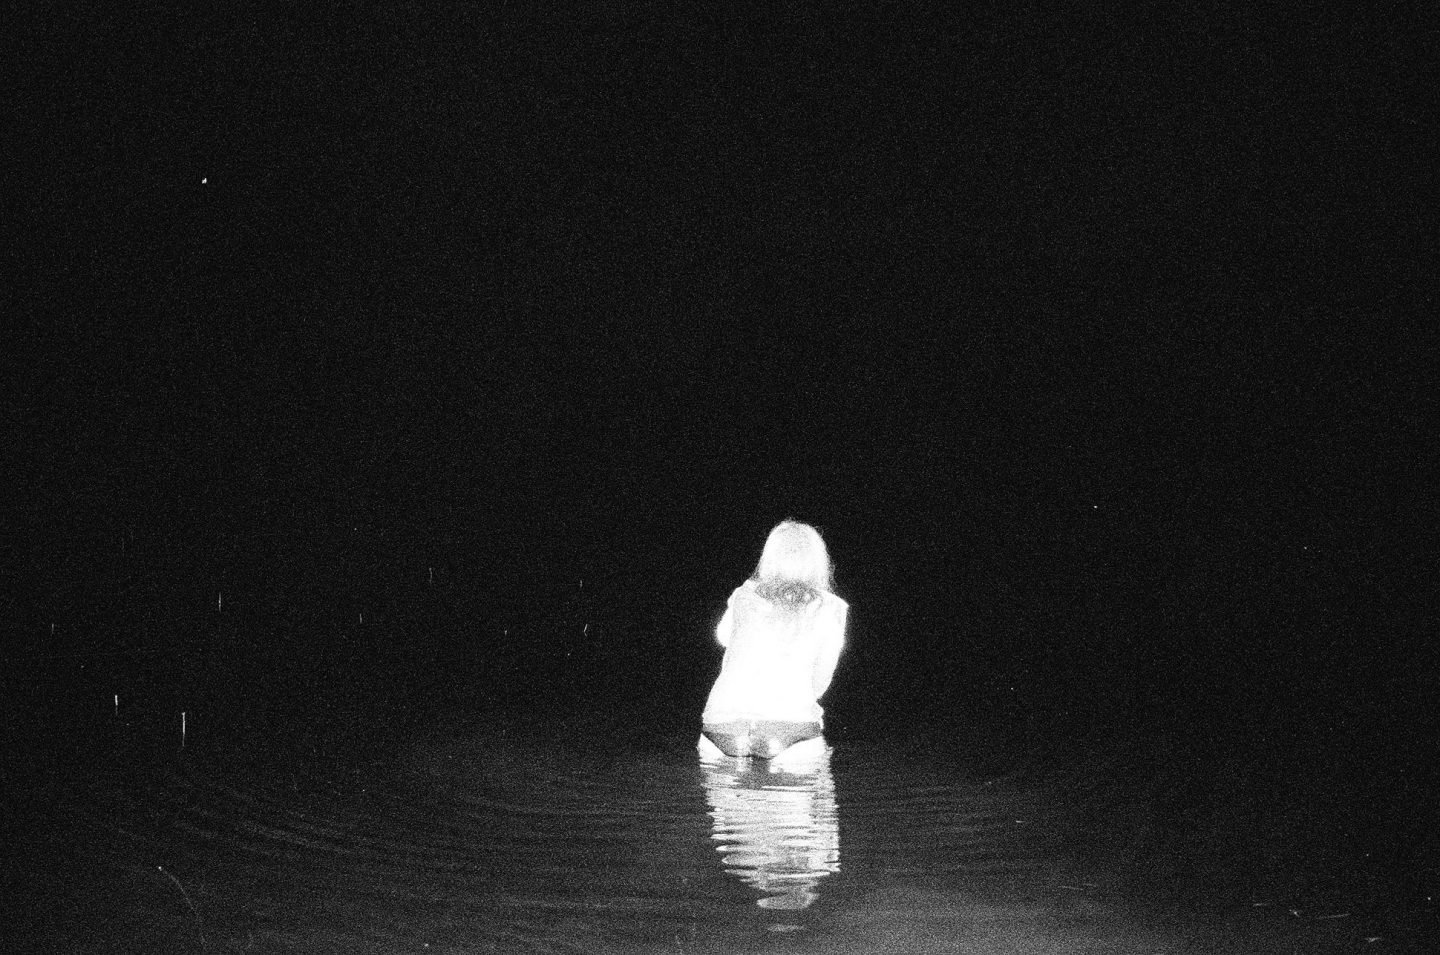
[699,521,848,761]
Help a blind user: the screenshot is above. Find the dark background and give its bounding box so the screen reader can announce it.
[6,1,1435,896]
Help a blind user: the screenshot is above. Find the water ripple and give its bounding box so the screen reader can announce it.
[42,728,1302,953]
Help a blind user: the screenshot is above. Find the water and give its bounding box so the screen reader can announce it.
[19,731,1029,952]
[9,696,1413,954]
[3,632,1432,953]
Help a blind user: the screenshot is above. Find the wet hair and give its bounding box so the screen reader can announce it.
[752,520,833,607]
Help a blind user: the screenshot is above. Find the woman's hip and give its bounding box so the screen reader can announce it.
[701,719,823,758]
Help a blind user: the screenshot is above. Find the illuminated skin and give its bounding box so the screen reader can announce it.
[702,580,847,723]
[699,522,848,760]
[698,732,829,771]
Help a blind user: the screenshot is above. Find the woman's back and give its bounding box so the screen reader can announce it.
[702,580,848,724]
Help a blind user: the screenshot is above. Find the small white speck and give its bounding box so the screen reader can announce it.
[201,177,207,184]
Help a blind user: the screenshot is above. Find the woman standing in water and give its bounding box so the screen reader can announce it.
[699,521,848,761]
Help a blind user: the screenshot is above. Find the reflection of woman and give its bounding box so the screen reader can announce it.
[699,521,848,761]
[702,754,841,909]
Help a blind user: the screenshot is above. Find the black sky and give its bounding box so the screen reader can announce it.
[7,5,1434,738]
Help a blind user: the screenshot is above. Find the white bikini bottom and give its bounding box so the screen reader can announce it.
[701,720,823,758]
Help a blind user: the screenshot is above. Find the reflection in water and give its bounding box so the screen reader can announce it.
[701,745,840,909]
[20,717,1376,953]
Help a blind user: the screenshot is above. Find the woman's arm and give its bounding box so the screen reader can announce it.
[715,603,735,648]
[811,601,847,698]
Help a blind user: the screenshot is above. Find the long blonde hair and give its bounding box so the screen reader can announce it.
[752,520,833,605]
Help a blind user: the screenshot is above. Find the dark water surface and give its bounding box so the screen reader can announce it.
[3,646,1433,954]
